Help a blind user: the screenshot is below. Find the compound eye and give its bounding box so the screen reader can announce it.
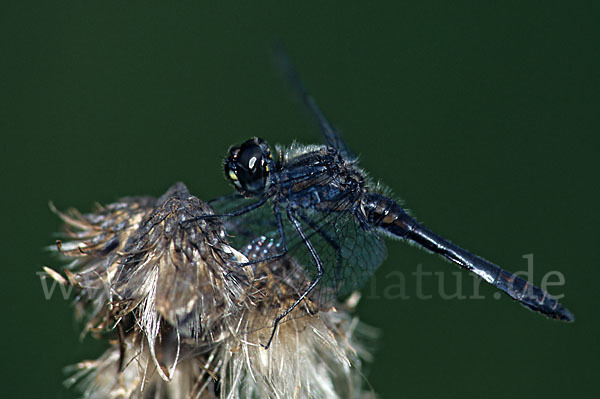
[225,138,271,196]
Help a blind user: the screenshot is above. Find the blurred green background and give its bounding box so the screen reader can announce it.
[2,1,598,398]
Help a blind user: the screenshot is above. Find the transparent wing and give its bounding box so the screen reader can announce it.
[272,44,357,159]
[209,194,283,246]
[210,193,387,306]
[292,201,387,303]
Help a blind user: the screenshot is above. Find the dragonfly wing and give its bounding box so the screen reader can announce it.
[272,44,357,159]
[210,193,387,305]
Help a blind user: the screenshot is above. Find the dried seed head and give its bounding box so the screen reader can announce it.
[49,182,376,398]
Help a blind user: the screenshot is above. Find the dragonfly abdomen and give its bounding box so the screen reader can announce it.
[361,193,574,322]
[360,193,418,237]
[494,267,574,321]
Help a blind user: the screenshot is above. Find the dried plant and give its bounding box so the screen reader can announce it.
[46,183,376,399]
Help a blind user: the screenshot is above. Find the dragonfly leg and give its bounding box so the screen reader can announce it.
[230,201,289,268]
[296,211,343,294]
[186,196,269,223]
[262,208,324,349]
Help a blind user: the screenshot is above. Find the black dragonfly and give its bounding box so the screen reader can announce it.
[204,51,574,349]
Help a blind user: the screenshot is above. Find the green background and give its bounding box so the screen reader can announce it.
[2,1,598,398]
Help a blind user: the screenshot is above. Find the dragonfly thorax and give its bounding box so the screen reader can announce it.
[273,145,366,213]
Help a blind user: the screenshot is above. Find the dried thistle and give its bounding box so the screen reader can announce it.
[47,183,376,398]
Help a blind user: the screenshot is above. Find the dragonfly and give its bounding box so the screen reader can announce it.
[202,50,574,349]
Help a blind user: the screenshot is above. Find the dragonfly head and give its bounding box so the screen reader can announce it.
[224,137,273,197]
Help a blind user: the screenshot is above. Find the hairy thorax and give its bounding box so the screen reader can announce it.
[272,146,366,212]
